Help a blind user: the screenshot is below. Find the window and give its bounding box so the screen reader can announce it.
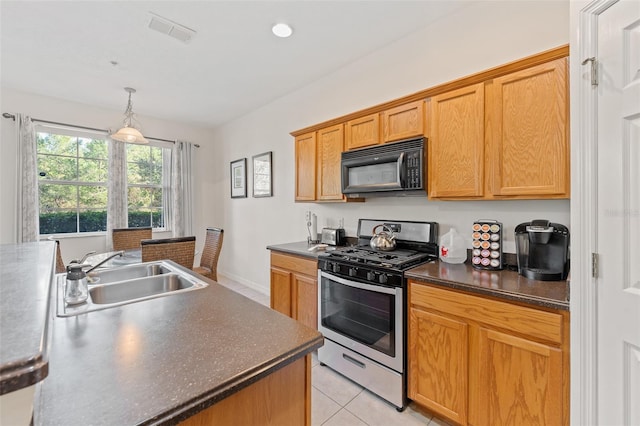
[37,130,108,234]
[126,144,168,229]
[36,126,172,235]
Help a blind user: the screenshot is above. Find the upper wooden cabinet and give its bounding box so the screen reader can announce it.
[345,101,425,151]
[290,45,569,202]
[316,124,345,200]
[345,113,380,150]
[294,126,362,202]
[428,83,485,198]
[381,100,425,143]
[428,58,569,200]
[486,58,569,197]
[294,132,316,201]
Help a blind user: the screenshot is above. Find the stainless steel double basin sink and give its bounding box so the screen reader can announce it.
[56,261,209,317]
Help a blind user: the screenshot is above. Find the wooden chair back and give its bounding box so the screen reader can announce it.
[47,236,66,274]
[54,240,66,274]
[193,228,224,280]
[141,236,196,269]
[112,227,152,251]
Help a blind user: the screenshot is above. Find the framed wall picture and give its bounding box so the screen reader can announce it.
[252,151,273,197]
[230,158,247,198]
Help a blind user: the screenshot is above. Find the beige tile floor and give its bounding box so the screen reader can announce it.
[216,276,451,426]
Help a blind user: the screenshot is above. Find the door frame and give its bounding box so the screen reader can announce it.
[570,0,619,424]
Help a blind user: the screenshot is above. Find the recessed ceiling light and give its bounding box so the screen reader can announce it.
[272,23,293,38]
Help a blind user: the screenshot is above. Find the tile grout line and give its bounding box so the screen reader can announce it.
[222,279,437,425]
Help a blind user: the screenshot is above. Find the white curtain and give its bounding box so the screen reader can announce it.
[16,114,39,242]
[106,139,128,250]
[171,140,194,237]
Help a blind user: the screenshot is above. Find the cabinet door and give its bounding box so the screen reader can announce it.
[475,327,563,426]
[408,307,468,425]
[487,58,569,197]
[316,124,345,200]
[381,100,424,142]
[270,267,292,316]
[295,132,317,201]
[293,273,318,330]
[428,83,485,198]
[345,113,380,150]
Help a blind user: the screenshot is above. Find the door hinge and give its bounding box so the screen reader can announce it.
[592,252,599,278]
[582,57,598,87]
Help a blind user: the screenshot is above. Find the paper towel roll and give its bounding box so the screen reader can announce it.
[311,214,317,240]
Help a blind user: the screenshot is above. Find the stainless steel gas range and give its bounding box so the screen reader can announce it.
[317,219,438,411]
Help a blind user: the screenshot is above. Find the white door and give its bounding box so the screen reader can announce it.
[597,1,640,424]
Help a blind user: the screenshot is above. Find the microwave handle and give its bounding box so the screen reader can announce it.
[397,152,406,186]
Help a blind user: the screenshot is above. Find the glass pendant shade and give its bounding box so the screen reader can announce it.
[110,87,149,144]
[111,126,148,144]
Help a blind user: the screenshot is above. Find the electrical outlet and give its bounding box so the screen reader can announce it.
[305,211,311,222]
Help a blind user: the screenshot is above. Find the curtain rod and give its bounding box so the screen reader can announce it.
[2,112,200,147]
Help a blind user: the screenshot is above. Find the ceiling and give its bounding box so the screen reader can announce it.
[1,1,471,129]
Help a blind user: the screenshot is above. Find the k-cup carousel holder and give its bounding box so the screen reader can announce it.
[471,220,503,270]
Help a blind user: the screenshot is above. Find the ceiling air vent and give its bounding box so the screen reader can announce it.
[148,12,196,44]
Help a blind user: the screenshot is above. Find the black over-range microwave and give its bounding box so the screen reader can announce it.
[341,137,426,198]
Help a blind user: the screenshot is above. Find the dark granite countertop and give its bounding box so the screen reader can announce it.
[30,263,323,425]
[267,240,328,259]
[269,241,569,310]
[405,261,569,311]
[0,241,55,395]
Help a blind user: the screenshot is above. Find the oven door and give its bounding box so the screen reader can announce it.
[317,270,403,373]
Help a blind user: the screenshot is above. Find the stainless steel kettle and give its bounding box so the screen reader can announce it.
[370,224,397,251]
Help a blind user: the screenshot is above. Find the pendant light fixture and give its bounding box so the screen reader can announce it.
[110,87,149,144]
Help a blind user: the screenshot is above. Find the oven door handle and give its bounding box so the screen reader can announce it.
[319,271,399,295]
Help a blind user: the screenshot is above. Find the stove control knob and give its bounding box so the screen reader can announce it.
[348,268,358,277]
[332,263,340,273]
[367,271,376,281]
[378,274,388,284]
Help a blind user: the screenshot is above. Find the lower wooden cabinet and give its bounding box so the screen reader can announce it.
[270,252,318,330]
[408,281,569,426]
[180,355,311,426]
[475,327,563,426]
[409,308,469,425]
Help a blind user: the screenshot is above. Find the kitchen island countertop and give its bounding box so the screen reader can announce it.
[0,242,323,425]
[0,241,55,395]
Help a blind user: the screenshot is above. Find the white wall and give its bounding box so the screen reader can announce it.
[1,1,571,295]
[212,0,571,293]
[0,88,220,263]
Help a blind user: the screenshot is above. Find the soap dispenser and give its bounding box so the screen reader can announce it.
[65,263,89,305]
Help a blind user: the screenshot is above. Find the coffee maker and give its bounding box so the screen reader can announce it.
[515,220,570,281]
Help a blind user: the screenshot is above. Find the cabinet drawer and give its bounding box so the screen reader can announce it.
[409,282,563,344]
[270,252,317,277]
